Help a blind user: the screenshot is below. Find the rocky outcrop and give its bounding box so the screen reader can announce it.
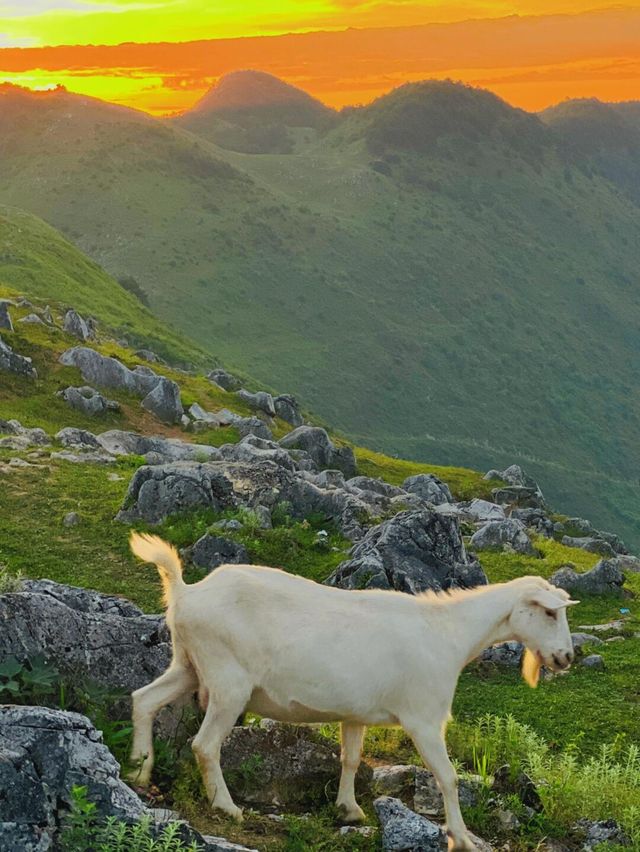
[116,462,235,524]
[140,377,184,424]
[186,534,249,572]
[550,559,626,596]
[57,385,119,417]
[219,435,298,471]
[279,426,356,478]
[560,536,616,557]
[402,474,453,505]
[56,427,102,451]
[208,368,241,391]
[469,519,537,556]
[372,765,480,818]
[0,300,13,331]
[236,389,276,417]
[63,309,94,341]
[0,335,37,378]
[327,510,486,593]
[459,499,506,523]
[59,347,160,395]
[0,580,169,692]
[0,706,145,850]
[18,313,45,325]
[274,394,303,427]
[0,419,49,450]
[374,797,446,851]
[220,721,371,807]
[135,349,166,364]
[97,430,221,463]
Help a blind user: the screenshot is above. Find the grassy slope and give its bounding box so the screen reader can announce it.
[1,84,640,550]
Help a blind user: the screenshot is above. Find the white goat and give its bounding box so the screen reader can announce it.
[128,532,578,852]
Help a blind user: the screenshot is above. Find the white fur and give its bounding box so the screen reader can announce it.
[128,533,577,851]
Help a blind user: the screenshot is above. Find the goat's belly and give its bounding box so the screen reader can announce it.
[246,688,398,726]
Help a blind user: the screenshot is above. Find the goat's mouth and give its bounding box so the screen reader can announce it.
[536,650,572,672]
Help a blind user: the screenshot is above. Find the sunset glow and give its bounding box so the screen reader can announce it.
[0,3,639,114]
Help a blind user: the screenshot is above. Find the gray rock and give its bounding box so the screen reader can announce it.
[187,534,249,572]
[97,430,220,463]
[42,306,54,325]
[612,554,640,574]
[469,518,536,556]
[373,766,480,819]
[571,632,604,651]
[236,388,276,417]
[221,722,371,807]
[461,499,506,522]
[561,536,616,557]
[57,385,116,417]
[566,517,594,536]
[550,559,625,596]
[207,368,241,391]
[220,435,297,471]
[141,377,184,425]
[63,512,80,527]
[0,579,169,691]
[50,449,117,465]
[305,470,346,490]
[0,334,37,378]
[274,394,303,427]
[0,419,49,448]
[280,426,356,478]
[373,796,446,851]
[63,309,93,341]
[117,462,235,524]
[188,402,228,427]
[18,312,45,325]
[135,349,165,364]
[0,706,145,848]
[491,485,545,509]
[254,505,272,529]
[480,641,524,666]
[402,474,453,505]
[327,509,486,593]
[236,416,273,441]
[576,818,630,849]
[347,476,406,499]
[55,427,101,450]
[60,347,160,395]
[595,529,627,555]
[580,654,605,670]
[0,301,13,331]
[510,507,555,538]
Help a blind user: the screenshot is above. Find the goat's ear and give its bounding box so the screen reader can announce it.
[529,589,579,610]
[522,648,541,688]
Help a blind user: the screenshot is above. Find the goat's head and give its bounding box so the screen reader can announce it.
[508,578,579,687]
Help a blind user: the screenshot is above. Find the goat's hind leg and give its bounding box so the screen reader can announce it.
[128,661,197,787]
[192,674,251,822]
[336,722,366,823]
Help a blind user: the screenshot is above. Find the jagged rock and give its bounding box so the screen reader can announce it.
[0,706,145,849]
[0,419,49,449]
[480,641,524,666]
[372,766,481,818]
[613,554,640,573]
[0,334,37,378]
[492,485,545,509]
[187,534,249,572]
[327,509,486,593]
[236,416,273,440]
[141,377,184,425]
[51,449,116,465]
[581,654,605,670]
[469,519,536,556]
[208,368,241,391]
[279,426,356,477]
[550,559,625,596]
[571,632,604,651]
[55,427,102,450]
[402,474,453,505]
[566,518,594,536]
[97,430,221,463]
[57,385,118,417]
[575,818,630,849]
[596,529,627,555]
[305,470,346,490]
[236,388,276,417]
[63,309,93,341]
[511,507,555,537]
[188,402,229,428]
[42,306,54,325]
[561,536,615,557]
[347,476,406,499]
[0,301,13,331]
[59,347,160,395]
[254,505,272,529]
[18,312,45,325]
[274,394,303,427]
[220,722,371,806]
[460,499,506,522]
[0,579,169,691]
[374,796,446,851]
[220,434,297,470]
[135,348,165,364]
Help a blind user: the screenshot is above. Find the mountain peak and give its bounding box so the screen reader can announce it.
[190,70,331,117]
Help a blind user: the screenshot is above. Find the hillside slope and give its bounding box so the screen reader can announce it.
[1,80,640,547]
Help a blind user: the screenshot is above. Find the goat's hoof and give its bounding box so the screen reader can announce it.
[338,804,366,824]
[447,834,477,852]
[215,804,243,823]
[125,769,150,789]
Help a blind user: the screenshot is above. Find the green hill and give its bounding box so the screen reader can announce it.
[541,97,640,204]
[1,80,640,548]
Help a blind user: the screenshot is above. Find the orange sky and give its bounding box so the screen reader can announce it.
[0,4,639,114]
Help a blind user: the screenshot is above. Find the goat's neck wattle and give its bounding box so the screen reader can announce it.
[436,585,517,670]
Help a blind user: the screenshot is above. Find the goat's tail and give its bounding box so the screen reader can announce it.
[130,532,184,607]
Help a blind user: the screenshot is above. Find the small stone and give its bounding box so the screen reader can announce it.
[63,512,80,527]
[497,809,520,832]
[18,313,45,325]
[580,654,605,670]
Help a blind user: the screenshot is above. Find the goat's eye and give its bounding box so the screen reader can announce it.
[544,609,557,619]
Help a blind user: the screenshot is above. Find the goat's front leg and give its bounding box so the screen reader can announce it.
[405,722,475,852]
[128,662,197,787]
[336,721,366,823]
